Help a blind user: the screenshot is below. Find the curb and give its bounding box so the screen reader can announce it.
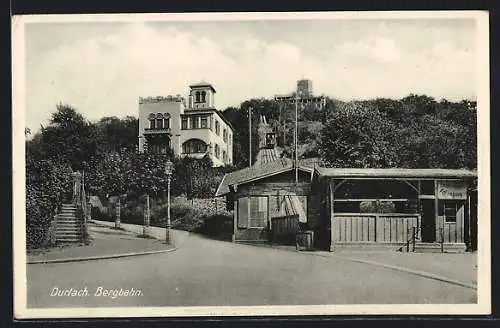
[237,242,477,291]
[311,253,478,291]
[27,246,177,264]
[90,220,166,241]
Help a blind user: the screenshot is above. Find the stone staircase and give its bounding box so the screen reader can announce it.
[55,203,83,243]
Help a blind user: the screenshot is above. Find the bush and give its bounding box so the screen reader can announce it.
[92,194,233,235]
[194,214,233,238]
[360,201,395,213]
[153,200,205,231]
[91,207,114,222]
[26,159,73,249]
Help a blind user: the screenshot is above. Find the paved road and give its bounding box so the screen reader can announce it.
[27,230,476,308]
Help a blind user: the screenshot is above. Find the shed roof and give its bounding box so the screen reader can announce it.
[215,158,314,197]
[216,158,477,197]
[315,167,478,179]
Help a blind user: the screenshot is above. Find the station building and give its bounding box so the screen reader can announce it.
[216,159,478,252]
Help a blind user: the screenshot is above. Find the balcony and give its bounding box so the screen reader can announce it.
[144,128,172,135]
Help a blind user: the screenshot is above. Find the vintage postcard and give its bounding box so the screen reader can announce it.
[12,11,490,319]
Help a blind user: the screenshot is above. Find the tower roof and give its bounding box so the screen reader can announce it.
[189,80,216,93]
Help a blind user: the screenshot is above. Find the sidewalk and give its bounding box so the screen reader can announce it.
[239,242,477,288]
[92,219,191,246]
[27,221,175,264]
[320,251,478,287]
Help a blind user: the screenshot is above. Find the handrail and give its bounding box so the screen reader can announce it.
[81,171,88,243]
[398,226,417,252]
[406,227,418,252]
[72,170,89,243]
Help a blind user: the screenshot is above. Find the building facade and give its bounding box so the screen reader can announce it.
[274,78,326,109]
[138,81,234,167]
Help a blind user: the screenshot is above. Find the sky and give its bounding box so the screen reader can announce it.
[21,15,478,133]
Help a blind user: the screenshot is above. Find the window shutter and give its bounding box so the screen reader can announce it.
[238,197,249,228]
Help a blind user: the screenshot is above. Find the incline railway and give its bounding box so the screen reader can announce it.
[255,115,279,165]
[253,115,306,223]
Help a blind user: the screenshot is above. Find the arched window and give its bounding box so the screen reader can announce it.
[148,113,156,129]
[162,113,170,129]
[201,91,206,102]
[195,91,200,102]
[182,139,208,154]
[222,150,227,162]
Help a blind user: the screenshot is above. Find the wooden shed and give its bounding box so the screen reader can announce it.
[215,158,315,243]
[216,162,477,252]
[314,168,477,252]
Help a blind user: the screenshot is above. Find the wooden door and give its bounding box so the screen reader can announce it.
[437,200,465,243]
[421,199,435,242]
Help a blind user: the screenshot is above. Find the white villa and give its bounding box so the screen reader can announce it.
[138,81,234,167]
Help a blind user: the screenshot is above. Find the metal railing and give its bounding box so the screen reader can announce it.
[81,171,89,243]
[399,226,418,252]
[72,171,90,244]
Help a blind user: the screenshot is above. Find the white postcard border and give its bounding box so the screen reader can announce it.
[12,10,491,318]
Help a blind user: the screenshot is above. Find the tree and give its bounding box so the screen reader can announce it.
[175,156,215,199]
[95,116,139,153]
[38,103,100,171]
[221,105,259,168]
[396,115,474,169]
[400,94,438,117]
[319,102,398,168]
[86,151,131,227]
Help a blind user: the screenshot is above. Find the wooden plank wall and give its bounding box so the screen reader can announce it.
[271,215,299,235]
[333,214,420,243]
[334,215,377,242]
[436,204,465,243]
[377,215,420,242]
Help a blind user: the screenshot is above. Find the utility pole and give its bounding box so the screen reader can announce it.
[284,101,288,151]
[278,102,282,147]
[249,106,252,167]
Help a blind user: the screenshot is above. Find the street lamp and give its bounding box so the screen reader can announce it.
[165,160,174,244]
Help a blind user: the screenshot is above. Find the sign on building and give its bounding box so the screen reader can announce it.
[437,181,468,200]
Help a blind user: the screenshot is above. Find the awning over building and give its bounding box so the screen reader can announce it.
[215,158,315,197]
[315,167,477,179]
[217,163,477,198]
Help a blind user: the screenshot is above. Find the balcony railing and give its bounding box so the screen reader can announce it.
[144,127,172,135]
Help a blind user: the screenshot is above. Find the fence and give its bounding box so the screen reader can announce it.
[271,214,299,244]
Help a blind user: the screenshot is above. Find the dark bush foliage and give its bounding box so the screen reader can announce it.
[26,158,73,249]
